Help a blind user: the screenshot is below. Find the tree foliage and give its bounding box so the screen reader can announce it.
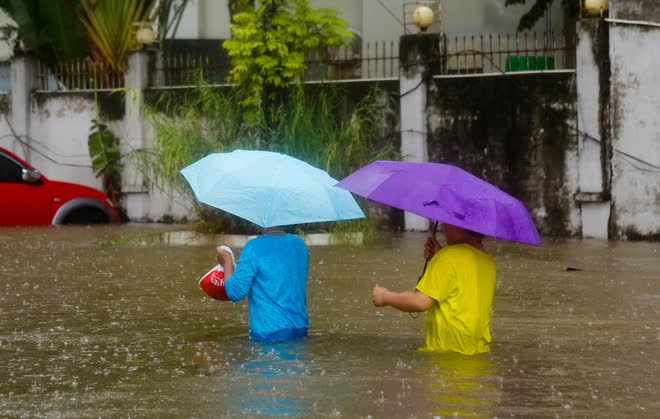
[0,0,87,65]
[142,81,397,232]
[223,0,353,124]
[228,0,255,24]
[76,0,156,73]
[88,119,122,205]
[1,0,188,73]
[505,0,579,31]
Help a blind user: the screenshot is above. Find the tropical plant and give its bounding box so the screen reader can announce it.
[141,80,397,233]
[228,0,255,24]
[0,0,188,84]
[76,0,156,73]
[0,0,87,66]
[223,0,353,125]
[153,0,190,46]
[88,119,122,205]
[77,0,187,213]
[271,84,397,180]
[505,0,579,31]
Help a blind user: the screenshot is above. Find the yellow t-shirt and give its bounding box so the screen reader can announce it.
[416,244,496,355]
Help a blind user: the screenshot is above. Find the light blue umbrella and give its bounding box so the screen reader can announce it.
[180,150,365,228]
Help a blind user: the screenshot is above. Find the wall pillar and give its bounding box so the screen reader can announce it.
[399,33,440,231]
[122,50,150,221]
[10,53,39,160]
[575,20,612,239]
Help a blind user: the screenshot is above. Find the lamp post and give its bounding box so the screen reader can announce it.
[583,0,609,17]
[412,5,434,33]
[132,22,157,49]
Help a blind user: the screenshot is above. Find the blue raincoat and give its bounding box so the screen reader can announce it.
[225,234,309,342]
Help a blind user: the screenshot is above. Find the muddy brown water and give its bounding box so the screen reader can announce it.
[0,226,658,417]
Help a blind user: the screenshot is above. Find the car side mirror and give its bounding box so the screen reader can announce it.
[22,168,41,183]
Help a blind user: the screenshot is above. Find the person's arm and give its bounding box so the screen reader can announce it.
[217,248,234,277]
[372,284,433,312]
[218,246,255,301]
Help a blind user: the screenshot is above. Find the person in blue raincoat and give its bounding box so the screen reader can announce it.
[216,226,309,343]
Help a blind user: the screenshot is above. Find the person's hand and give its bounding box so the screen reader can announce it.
[424,235,442,260]
[372,284,389,307]
[216,246,234,268]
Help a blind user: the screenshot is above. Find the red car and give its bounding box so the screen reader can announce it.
[0,146,120,226]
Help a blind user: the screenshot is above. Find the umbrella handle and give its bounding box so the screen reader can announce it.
[417,221,439,284]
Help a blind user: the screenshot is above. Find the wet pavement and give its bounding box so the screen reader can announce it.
[0,225,658,417]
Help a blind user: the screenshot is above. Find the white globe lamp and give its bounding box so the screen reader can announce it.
[136,25,156,45]
[412,6,434,32]
[584,0,608,16]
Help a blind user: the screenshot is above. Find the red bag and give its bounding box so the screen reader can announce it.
[199,264,230,300]
[199,245,236,301]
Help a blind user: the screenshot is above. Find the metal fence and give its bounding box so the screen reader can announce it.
[151,40,399,87]
[38,59,124,91]
[153,51,229,86]
[303,41,398,81]
[442,31,575,75]
[30,31,574,91]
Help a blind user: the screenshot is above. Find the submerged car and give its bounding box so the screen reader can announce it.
[0,146,120,226]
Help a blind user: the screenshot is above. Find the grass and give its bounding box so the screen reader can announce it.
[139,78,398,234]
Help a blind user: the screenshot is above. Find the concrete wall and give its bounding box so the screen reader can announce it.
[1,54,192,224]
[426,72,581,237]
[573,0,660,240]
[0,92,112,191]
[314,0,362,33]
[30,94,115,191]
[607,0,660,238]
[442,0,564,37]
[174,0,202,38]
[200,0,232,39]
[610,0,660,20]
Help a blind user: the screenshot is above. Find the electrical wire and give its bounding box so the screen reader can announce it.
[1,101,197,213]
[375,0,405,29]
[396,51,660,172]
[7,135,93,168]
[577,131,660,172]
[399,77,427,98]
[434,48,660,172]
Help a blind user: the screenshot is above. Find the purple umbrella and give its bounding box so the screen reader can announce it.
[335,160,542,246]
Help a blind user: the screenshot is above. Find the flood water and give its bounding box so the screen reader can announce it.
[0,225,658,417]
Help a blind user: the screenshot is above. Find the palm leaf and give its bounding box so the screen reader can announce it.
[78,0,156,73]
[37,0,87,61]
[0,0,87,65]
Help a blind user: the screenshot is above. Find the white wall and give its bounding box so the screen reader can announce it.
[200,0,232,39]
[609,24,660,235]
[174,0,202,38]
[313,0,362,32]
[172,0,565,43]
[1,87,191,223]
[442,0,564,37]
[27,94,112,191]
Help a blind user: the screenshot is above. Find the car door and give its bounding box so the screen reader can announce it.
[0,152,54,226]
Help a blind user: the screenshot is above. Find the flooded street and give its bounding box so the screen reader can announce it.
[1,225,658,417]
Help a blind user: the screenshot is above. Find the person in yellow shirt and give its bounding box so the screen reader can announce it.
[372,223,497,355]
